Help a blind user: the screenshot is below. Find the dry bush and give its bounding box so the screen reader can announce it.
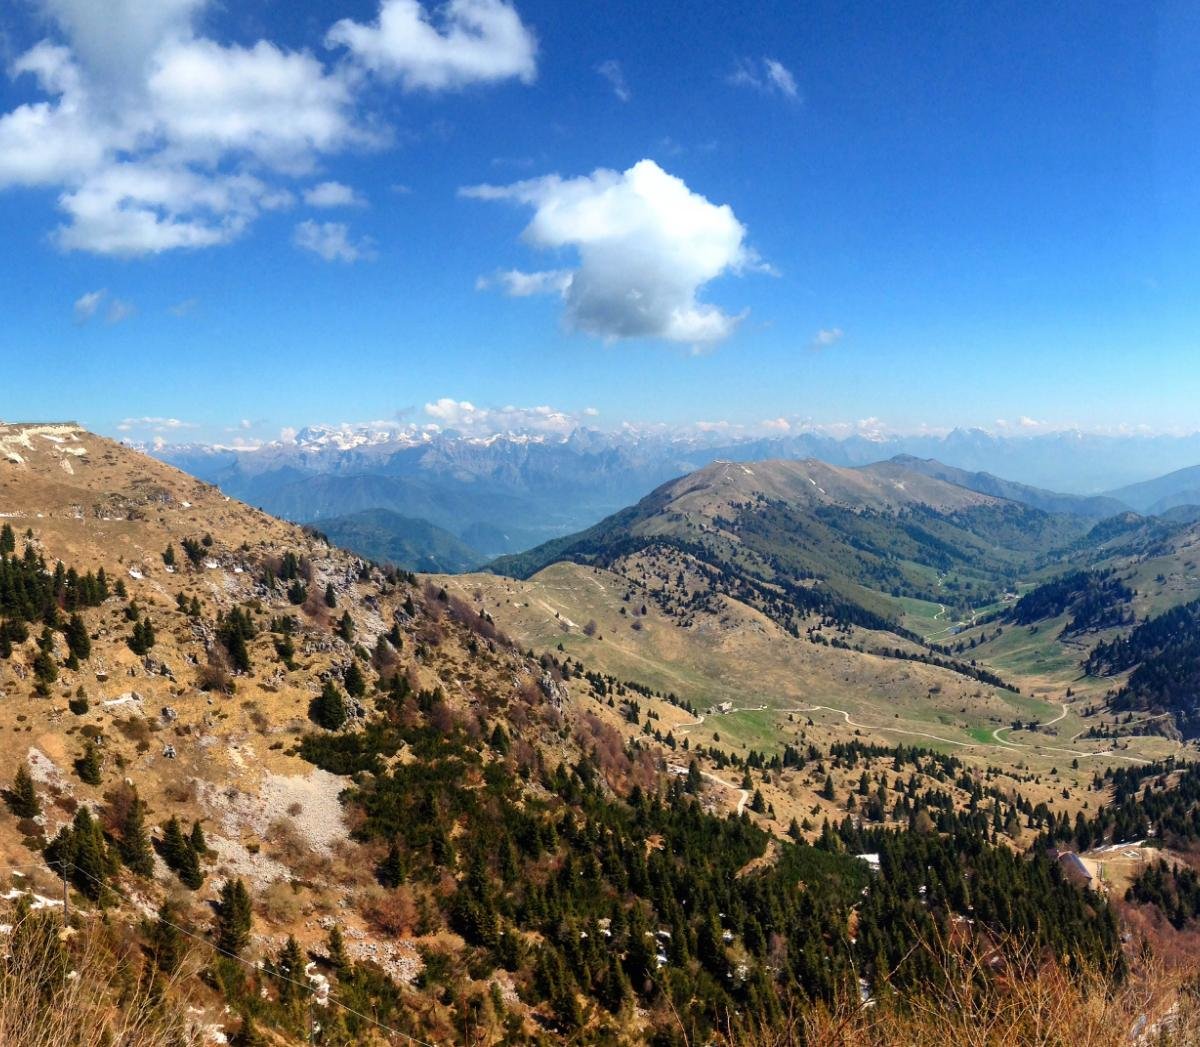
[0,909,201,1046]
[727,931,1200,1047]
[196,648,233,694]
[360,885,419,936]
[256,878,304,924]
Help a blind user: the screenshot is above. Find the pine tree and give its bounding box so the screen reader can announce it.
[343,660,366,698]
[377,842,405,888]
[275,935,308,1006]
[119,791,155,876]
[215,878,253,957]
[327,924,348,971]
[0,523,14,555]
[337,612,355,642]
[150,901,184,974]
[7,765,39,819]
[76,740,102,785]
[65,614,90,660]
[190,819,208,855]
[324,583,337,609]
[310,681,347,730]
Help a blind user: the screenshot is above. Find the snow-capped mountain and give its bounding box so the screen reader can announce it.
[154,425,1200,562]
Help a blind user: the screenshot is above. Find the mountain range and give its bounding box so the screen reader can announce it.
[156,423,1200,572]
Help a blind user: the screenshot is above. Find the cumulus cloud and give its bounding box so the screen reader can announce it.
[809,327,844,350]
[423,398,589,436]
[72,288,105,324]
[0,0,536,255]
[327,0,537,90]
[303,181,365,208]
[463,159,763,346]
[293,220,375,262]
[116,416,198,433]
[595,58,630,101]
[729,56,799,99]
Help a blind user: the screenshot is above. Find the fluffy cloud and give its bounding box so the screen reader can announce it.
[293,220,375,263]
[328,0,537,90]
[146,39,369,171]
[729,56,799,99]
[72,289,105,324]
[423,398,588,435]
[463,159,762,346]
[595,59,630,101]
[0,0,536,255]
[303,181,365,208]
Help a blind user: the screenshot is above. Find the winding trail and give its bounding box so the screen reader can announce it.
[791,701,1148,764]
[699,771,752,816]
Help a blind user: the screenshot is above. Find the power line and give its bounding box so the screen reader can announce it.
[8,860,439,1047]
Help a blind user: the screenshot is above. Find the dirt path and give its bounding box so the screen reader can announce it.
[695,769,750,815]
[794,701,1148,764]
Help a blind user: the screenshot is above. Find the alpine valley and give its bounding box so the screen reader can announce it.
[3,421,1200,1044]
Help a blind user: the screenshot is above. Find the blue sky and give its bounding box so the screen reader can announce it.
[0,0,1197,445]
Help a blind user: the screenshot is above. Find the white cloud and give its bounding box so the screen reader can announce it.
[72,288,105,324]
[54,163,289,256]
[476,268,572,296]
[116,416,198,433]
[303,181,365,208]
[423,398,584,436]
[146,38,370,171]
[595,58,630,101]
[729,56,800,100]
[0,0,525,255]
[327,0,537,91]
[168,297,198,316]
[809,327,844,350]
[106,298,135,324]
[463,159,762,346]
[293,220,375,262]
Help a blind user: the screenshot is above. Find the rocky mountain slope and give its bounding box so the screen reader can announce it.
[0,423,1196,1044]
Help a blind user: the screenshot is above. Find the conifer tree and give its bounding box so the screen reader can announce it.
[215,878,253,957]
[343,660,366,699]
[337,611,355,642]
[310,680,347,730]
[275,935,308,1006]
[377,842,405,888]
[7,764,39,819]
[65,613,90,660]
[327,924,348,971]
[150,901,184,974]
[76,740,102,785]
[324,583,337,608]
[119,790,155,877]
[190,819,208,856]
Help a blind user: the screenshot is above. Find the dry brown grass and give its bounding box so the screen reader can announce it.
[726,933,1200,1047]
[0,909,202,1047]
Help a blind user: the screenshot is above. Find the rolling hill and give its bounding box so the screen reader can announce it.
[490,457,1090,631]
[889,455,1130,519]
[1109,463,1200,516]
